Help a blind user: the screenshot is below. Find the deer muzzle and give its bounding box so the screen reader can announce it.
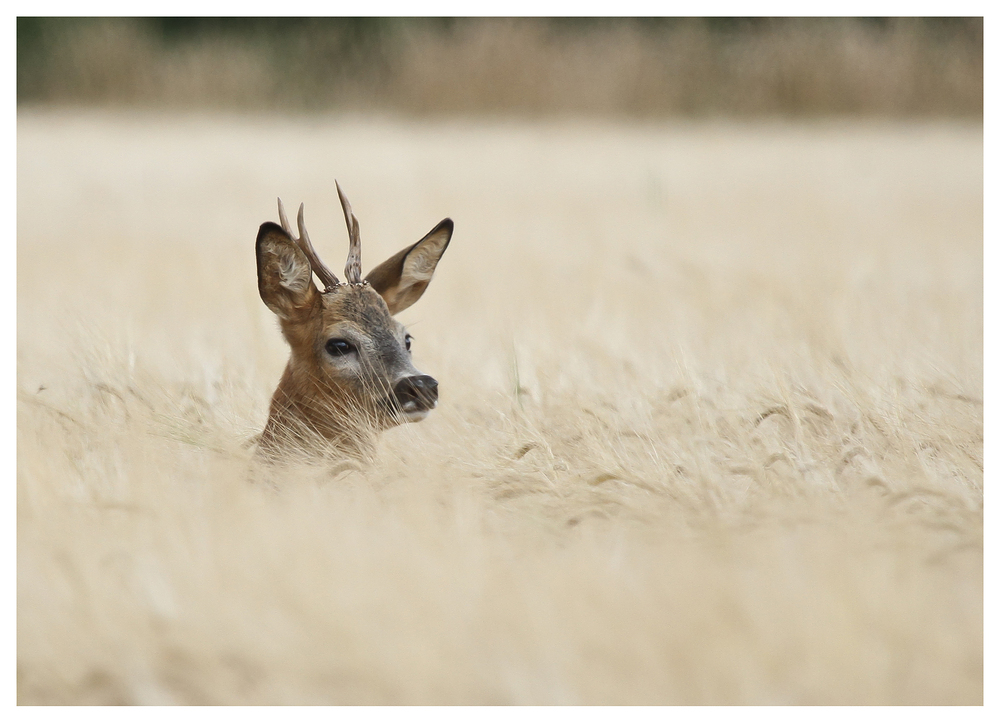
[392,374,439,420]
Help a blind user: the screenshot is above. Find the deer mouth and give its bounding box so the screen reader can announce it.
[399,405,432,423]
[376,396,436,424]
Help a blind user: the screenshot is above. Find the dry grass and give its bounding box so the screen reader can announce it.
[16,110,982,704]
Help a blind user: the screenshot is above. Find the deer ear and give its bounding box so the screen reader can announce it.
[256,222,319,319]
[366,219,453,315]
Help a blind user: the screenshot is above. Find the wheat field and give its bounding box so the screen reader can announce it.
[16,110,983,705]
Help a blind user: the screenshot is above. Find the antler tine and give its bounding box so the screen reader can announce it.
[276,197,294,236]
[337,180,363,284]
[295,202,340,290]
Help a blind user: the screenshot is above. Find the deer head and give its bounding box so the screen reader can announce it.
[255,182,453,459]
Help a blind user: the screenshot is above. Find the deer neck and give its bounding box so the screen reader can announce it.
[258,361,375,460]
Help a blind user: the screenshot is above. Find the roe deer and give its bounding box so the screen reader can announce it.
[255,182,453,460]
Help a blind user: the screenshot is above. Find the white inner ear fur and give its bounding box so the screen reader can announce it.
[276,250,311,292]
[402,233,448,284]
[403,247,436,283]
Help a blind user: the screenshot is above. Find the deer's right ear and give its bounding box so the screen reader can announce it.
[256,222,319,319]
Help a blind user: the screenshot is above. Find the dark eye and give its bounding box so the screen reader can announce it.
[405,334,412,352]
[325,338,355,357]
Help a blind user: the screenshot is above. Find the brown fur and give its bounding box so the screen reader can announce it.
[254,204,453,460]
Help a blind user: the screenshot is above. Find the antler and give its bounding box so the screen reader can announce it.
[277,197,340,290]
[336,180,363,285]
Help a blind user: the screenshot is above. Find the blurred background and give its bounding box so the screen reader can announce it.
[18,17,984,705]
[17,17,983,118]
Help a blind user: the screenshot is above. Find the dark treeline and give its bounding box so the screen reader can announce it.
[17,17,983,117]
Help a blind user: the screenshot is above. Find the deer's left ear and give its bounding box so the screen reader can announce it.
[366,219,453,315]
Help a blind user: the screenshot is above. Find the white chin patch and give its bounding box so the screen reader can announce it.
[399,399,434,423]
[400,409,430,423]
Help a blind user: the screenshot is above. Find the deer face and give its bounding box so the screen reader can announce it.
[308,283,438,426]
[256,186,452,450]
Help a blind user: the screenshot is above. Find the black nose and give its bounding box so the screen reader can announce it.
[393,375,439,410]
